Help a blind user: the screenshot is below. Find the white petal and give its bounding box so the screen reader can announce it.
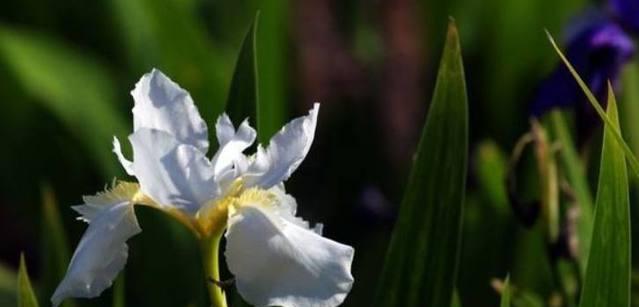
[225,202,354,307]
[129,128,217,213]
[215,113,236,146]
[112,137,134,176]
[132,69,209,152]
[211,115,256,177]
[51,202,141,306]
[246,103,319,189]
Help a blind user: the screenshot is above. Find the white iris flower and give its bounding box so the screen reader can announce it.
[51,69,355,307]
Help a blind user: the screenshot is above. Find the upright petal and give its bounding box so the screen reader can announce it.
[225,198,353,307]
[211,115,257,177]
[245,104,319,189]
[51,202,141,306]
[132,69,209,152]
[112,137,134,176]
[130,128,217,213]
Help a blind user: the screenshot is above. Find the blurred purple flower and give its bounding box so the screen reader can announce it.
[531,16,634,124]
[610,0,639,33]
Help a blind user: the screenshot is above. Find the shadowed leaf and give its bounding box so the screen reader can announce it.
[375,20,468,307]
[226,12,259,127]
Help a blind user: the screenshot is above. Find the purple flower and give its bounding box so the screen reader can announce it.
[531,15,634,135]
[610,0,639,33]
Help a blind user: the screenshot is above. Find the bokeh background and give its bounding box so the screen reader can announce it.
[0,0,626,306]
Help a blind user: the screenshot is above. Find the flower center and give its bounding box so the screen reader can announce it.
[195,179,275,237]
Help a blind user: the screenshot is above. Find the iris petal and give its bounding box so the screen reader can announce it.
[129,128,217,213]
[211,114,257,178]
[51,202,141,306]
[245,104,320,189]
[132,69,209,152]
[224,190,354,307]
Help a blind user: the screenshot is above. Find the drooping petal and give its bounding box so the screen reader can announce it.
[112,137,134,176]
[224,196,353,307]
[211,115,257,177]
[73,182,140,223]
[129,128,217,213]
[244,104,320,189]
[132,69,209,152]
[51,202,141,306]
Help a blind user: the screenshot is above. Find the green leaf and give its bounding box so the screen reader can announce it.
[546,31,639,178]
[548,111,593,274]
[500,276,511,307]
[579,87,630,307]
[0,27,127,177]
[375,20,468,307]
[40,185,75,307]
[226,12,259,126]
[254,1,289,143]
[17,254,39,307]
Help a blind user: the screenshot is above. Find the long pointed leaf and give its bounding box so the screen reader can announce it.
[255,2,288,143]
[226,12,259,126]
[17,254,39,307]
[579,86,631,307]
[546,31,639,178]
[375,20,468,307]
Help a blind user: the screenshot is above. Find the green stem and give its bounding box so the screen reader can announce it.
[201,232,228,307]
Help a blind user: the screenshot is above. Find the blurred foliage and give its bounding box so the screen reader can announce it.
[2,0,639,306]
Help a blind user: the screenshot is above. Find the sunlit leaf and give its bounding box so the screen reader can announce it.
[17,253,39,307]
[226,12,259,126]
[0,27,127,177]
[579,86,630,307]
[375,20,468,307]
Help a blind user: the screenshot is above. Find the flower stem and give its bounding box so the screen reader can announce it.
[201,232,228,307]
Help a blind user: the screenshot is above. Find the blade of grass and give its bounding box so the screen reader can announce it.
[17,254,39,307]
[226,12,259,126]
[579,86,630,307]
[546,31,639,178]
[375,20,468,307]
